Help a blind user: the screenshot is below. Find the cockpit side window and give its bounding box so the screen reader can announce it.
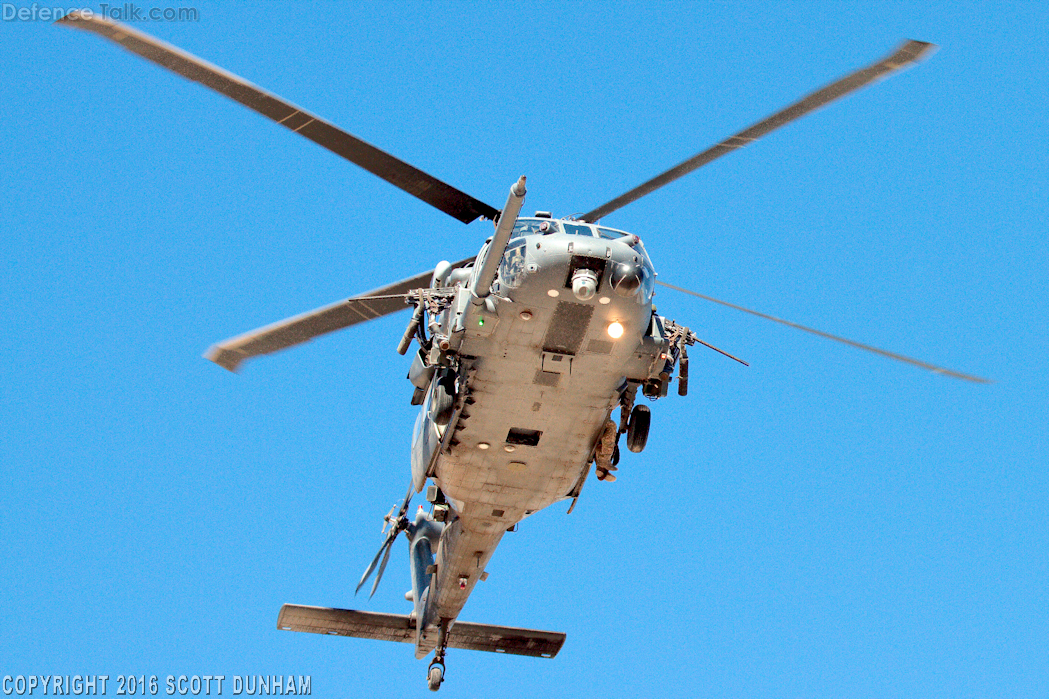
[634,240,655,301]
[634,240,651,264]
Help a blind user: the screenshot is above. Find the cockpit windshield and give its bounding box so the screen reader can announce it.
[514,218,636,241]
[510,218,651,267]
[597,227,627,240]
[562,223,594,237]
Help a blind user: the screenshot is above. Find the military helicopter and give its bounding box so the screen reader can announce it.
[59,12,988,692]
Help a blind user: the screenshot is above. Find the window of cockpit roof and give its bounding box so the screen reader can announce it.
[512,218,560,238]
[562,223,595,237]
[597,227,626,240]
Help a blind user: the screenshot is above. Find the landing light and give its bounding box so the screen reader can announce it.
[607,321,624,339]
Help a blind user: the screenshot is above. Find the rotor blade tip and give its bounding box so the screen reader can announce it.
[897,39,939,63]
[204,346,244,373]
[658,279,987,384]
[54,8,84,24]
[56,9,113,30]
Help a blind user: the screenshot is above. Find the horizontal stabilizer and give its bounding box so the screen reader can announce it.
[206,257,474,372]
[277,604,565,659]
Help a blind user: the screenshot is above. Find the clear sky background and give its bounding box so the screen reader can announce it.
[2,1,1048,696]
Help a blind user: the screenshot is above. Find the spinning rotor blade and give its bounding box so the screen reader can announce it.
[394,481,415,520]
[370,540,394,598]
[581,40,936,222]
[206,257,474,372]
[356,483,415,598]
[57,13,499,224]
[356,535,394,596]
[657,280,990,384]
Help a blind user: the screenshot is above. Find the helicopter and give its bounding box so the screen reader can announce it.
[58,12,988,692]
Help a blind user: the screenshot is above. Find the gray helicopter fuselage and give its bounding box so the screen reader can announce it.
[54,18,969,686]
[407,218,670,650]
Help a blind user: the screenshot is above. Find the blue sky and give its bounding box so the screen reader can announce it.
[2,1,1048,696]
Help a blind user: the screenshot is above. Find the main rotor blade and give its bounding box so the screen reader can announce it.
[657,280,990,383]
[206,257,474,372]
[581,40,936,222]
[57,12,499,224]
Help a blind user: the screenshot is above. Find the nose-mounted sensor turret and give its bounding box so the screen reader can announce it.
[570,268,599,301]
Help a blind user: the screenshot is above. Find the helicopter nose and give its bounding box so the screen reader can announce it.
[609,261,642,297]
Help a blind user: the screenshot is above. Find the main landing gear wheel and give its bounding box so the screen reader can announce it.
[427,662,444,691]
[626,405,650,453]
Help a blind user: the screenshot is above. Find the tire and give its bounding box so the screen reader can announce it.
[626,405,650,453]
[428,665,443,691]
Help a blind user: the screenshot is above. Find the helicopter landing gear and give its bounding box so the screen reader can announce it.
[427,662,444,692]
[427,619,450,691]
[626,405,650,453]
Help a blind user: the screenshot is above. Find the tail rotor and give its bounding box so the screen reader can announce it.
[356,483,415,598]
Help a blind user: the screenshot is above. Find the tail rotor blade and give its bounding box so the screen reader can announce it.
[370,540,395,599]
[356,482,415,596]
[381,505,397,534]
[397,483,415,519]
[355,534,392,596]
